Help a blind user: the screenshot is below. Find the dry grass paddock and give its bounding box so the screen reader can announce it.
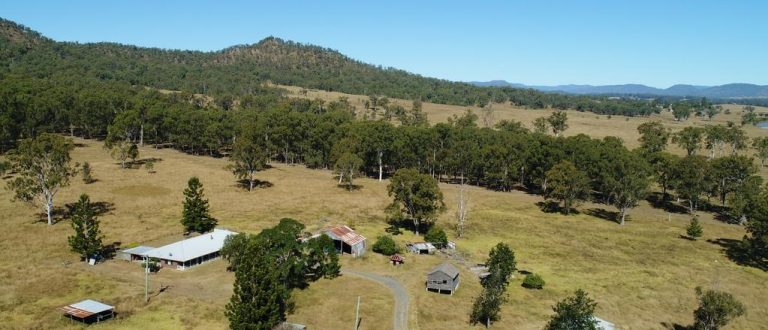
[1,134,767,329]
[3,88,768,329]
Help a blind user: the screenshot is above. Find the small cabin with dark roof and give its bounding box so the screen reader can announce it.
[426,263,460,295]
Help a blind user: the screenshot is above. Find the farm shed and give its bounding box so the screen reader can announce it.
[145,228,237,270]
[116,246,154,261]
[322,225,366,257]
[407,242,436,254]
[60,299,114,324]
[426,263,461,294]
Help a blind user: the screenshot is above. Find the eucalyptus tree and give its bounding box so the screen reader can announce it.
[637,121,669,154]
[386,168,445,234]
[704,125,728,159]
[229,135,268,191]
[354,121,395,181]
[547,111,569,137]
[6,133,77,225]
[752,137,768,166]
[673,127,705,156]
[604,151,651,225]
[545,161,590,215]
[672,156,712,214]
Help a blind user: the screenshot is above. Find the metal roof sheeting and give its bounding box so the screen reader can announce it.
[120,246,154,255]
[428,263,460,278]
[145,229,237,262]
[323,225,366,246]
[60,299,114,318]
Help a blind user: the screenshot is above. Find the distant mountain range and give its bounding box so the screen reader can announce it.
[469,80,768,99]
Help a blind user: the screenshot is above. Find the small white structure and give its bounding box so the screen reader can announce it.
[595,317,615,330]
[407,242,436,254]
[145,229,237,270]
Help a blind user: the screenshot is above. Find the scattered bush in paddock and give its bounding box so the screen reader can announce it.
[522,273,545,289]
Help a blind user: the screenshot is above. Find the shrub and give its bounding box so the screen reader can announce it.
[145,159,155,173]
[545,289,597,330]
[693,286,745,330]
[687,216,703,240]
[372,235,400,256]
[81,161,93,183]
[522,273,545,289]
[424,226,448,246]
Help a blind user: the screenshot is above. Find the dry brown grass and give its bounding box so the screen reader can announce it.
[1,136,767,329]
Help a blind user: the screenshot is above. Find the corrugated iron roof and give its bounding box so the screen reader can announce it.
[428,263,460,278]
[120,246,154,255]
[60,299,113,318]
[323,225,366,246]
[145,229,237,262]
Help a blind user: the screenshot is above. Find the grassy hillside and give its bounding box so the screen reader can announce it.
[1,137,766,329]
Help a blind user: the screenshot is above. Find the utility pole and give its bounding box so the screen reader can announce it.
[144,255,149,303]
[354,296,360,330]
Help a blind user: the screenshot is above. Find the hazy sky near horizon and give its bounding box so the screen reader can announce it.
[1,1,766,87]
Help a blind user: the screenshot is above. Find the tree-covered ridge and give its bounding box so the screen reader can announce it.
[1,17,661,115]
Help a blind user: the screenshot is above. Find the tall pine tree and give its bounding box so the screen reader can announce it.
[226,244,289,330]
[181,177,217,233]
[68,194,103,261]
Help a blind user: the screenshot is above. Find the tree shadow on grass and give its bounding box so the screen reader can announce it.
[125,157,163,169]
[713,213,738,224]
[535,201,580,215]
[386,217,429,235]
[65,200,115,217]
[707,238,768,271]
[132,157,163,166]
[34,207,69,225]
[34,201,114,225]
[236,179,273,191]
[585,208,621,224]
[679,234,697,241]
[646,193,689,214]
[335,184,362,191]
[101,241,122,260]
[660,322,690,330]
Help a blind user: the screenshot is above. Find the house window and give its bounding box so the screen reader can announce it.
[442,280,447,284]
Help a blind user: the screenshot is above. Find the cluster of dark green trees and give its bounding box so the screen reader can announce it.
[0,18,668,113]
[1,17,704,156]
[4,94,767,269]
[221,218,340,329]
[637,121,767,266]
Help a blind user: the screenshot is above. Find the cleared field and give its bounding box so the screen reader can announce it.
[1,137,766,329]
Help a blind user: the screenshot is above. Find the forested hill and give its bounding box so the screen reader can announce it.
[1,18,661,115]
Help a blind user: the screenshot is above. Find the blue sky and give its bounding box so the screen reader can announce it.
[1,1,766,87]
